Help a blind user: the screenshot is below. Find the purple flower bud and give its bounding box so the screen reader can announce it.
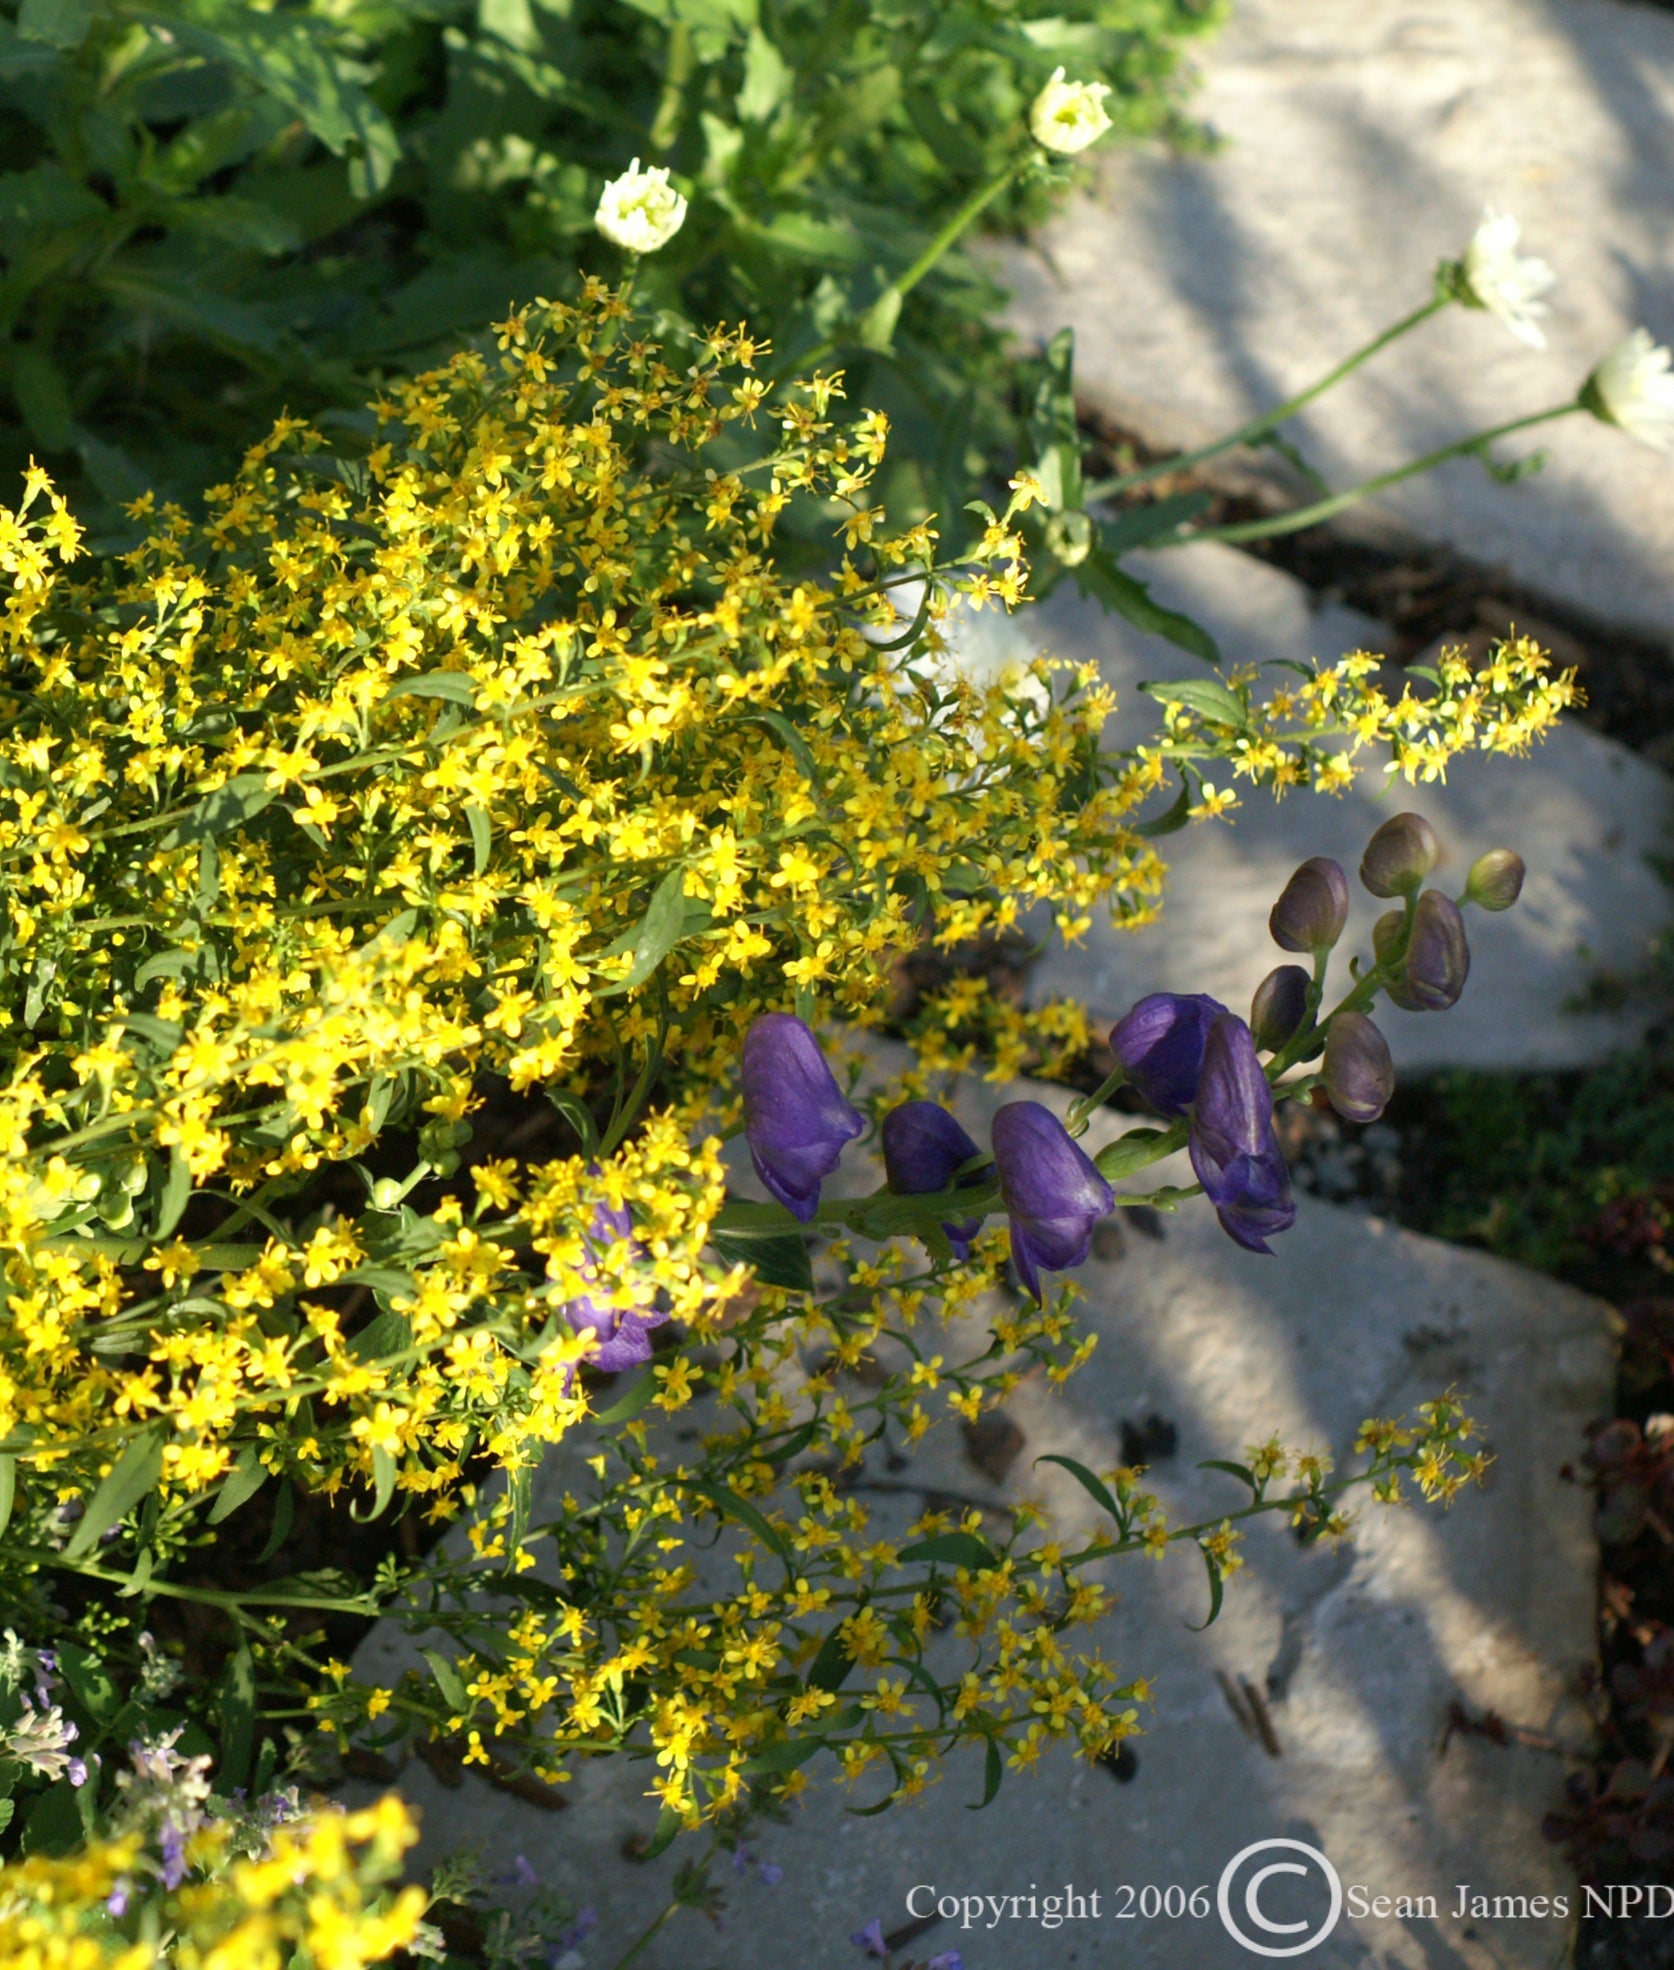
[67,1757,88,1787]
[928,1956,966,1970]
[1188,1015,1298,1255]
[1465,848,1525,911]
[758,1861,783,1886]
[991,1101,1115,1303]
[106,1882,130,1920]
[881,1102,986,1259]
[742,1014,864,1222]
[562,1198,669,1372]
[1321,1012,1395,1124]
[1360,812,1440,897]
[1372,909,1405,967]
[851,1919,888,1958]
[1269,857,1350,954]
[1249,965,1310,1054]
[1107,992,1228,1117]
[1391,890,1471,1011]
[160,1823,187,1891]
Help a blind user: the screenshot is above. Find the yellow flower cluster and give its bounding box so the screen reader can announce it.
[0,1795,421,1970]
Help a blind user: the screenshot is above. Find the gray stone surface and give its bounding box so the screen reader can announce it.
[988,0,1674,642]
[950,540,1674,1069]
[351,1069,1614,1970]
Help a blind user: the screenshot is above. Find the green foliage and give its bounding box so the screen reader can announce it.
[0,0,1220,529]
[1399,1053,1674,1274]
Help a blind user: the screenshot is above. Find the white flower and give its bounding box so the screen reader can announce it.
[1029,68,1113,156]
[1587,328,1674,451]
[1460,209,1555,349]
[594,158,687,256]
[3,1701,79,1781]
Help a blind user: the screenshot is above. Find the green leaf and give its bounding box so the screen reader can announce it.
[218,1644,256,1791]
[382,672,477,708]
[1033,1452,1121,1523]
[57,1642,119,1724]
[1198,1458,1259,1495]
[153,1147,192,1240]
[1094,490,1212,556]
[1141,676,1249,730]
[22,1783,81,1856]
[63,1428,163,1560]
[420,1647,470,1715]
[600,864,689,996]
[465,802,491,876]
[157,774,277,852]
[683,1477,793,1579]
[737,27,791,121]
[350,1445,397,1522]
[591,1370,658,1425]
[11,344,73,449]
[208,1443,270,1525]
[641,1800,684,1861]
[1186,1544,1226,1633]
[1074,548,1220,665]
[741,1731,829,1776]
[969,1731,1004,1811]
[708,1226,813,1294]
[1094,1129,1169,1180]
[155,11,402,197]
[255,1480,294,1565]
[804,1625,853,1694]
[897,1530,997,1570]
[17,0,94,51]
[0,1453,13,1538]
[1135,773,1194,840]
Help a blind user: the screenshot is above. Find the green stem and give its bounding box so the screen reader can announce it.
[1081,295,1452,503]
[1169,403,1580,548]
[648,24,695,155]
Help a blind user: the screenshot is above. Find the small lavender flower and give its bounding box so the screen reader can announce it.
[1107,991,1227,1116]
[742,1014,864,1222]
[159,1822,187,1891]
[757,1861,783,1886]
[66,1756,89,1787]
[1188,1015,1298,1255]
[991,1101,1114,1302]
[850,1918,889,1959]
[2,1701,79,1781]
[928,1955,966,1970]
[881,1101,985,1258]
[106,1881,131,1919]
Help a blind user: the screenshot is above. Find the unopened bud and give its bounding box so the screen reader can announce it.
[1391,890,1471,1012]
[1360,812,1439,898]
[1322,1012,1395,1124]
[371,1178,404,1211]
[1269,857,1350,954]
[1250,965,1311,1054]
[1465,848,1526,911]
[1372,909,1405,967]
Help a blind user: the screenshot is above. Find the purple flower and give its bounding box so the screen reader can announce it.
[928,1956,966,1970]
[1269,857,1350,954]
[991,1102,1115,1302]
[497,1854,540,1890]
[561,1199,668,1372]
[758,1861,783,1886]
[555,1908,597,1955]
[1249,965,1310,1055]
[742,1014,864,1222]
[1321,1012,1394,1124]
[66,1757,88,1788]
[850,1919,888,1958]
[1107,992,1227,1117]
[106,1882,130,1919]
[1188,1015,1298,1255]
[881,1102,986,1258]
[1389,890,1470,1011]
[160,1823,187,1891]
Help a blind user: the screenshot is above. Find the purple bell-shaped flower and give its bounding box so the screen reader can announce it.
[991,1101,1114,1302]
[1188,1014,1298,1255]
[881,1102,986,1259]
[1107,991,1228,1117]
[741,1014,865,1222]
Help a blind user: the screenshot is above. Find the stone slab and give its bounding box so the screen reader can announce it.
[350,1068,1615,1970]
[987,0,1674,644]
[951,539,1674,1070]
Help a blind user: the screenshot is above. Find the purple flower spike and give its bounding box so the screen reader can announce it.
[742,1014,865,1222]
[1107,991,1228,1117]
[992,1102,1115,1303]
[881,1101,986,1258]
[1188,1015,1298,1255]
[851,1919,888,1959]
[561,1198,669,1372]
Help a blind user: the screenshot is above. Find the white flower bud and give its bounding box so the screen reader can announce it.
[1585,328,1674,451]
[1029,68,1113,156]
[1459,209,1555,350]
[594,158,688,256]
